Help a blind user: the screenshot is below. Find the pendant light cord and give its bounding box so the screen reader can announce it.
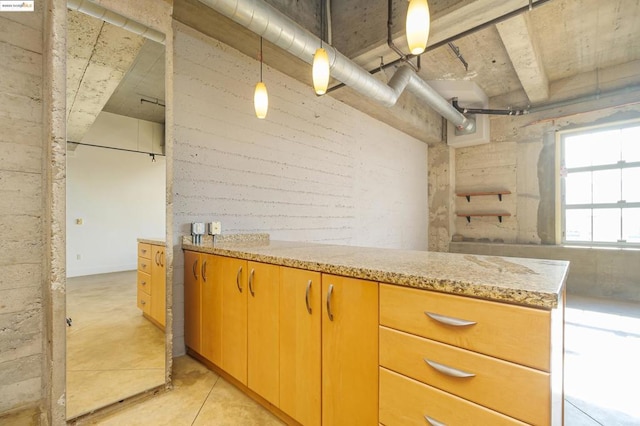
[260,37,263,82]
[320,0,324,48]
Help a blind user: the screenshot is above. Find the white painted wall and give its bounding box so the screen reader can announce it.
[66,144,165,277]
[171,24,429,355]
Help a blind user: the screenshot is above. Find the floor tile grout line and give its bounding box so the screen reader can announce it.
[565,398,605,425]
[190,375,221,426]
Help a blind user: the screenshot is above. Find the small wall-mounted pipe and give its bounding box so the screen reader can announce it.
[67,0,166,44]
[452,98,528,116]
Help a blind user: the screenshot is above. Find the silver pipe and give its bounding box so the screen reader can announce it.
[67,0,166,44]
[197,0,474,132]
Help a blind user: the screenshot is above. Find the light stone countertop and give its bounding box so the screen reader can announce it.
[182,239,569,309]
[138,237,165,246]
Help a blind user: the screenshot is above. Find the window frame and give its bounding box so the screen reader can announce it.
[559,119,640,248]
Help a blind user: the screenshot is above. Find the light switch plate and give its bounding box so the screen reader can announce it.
[209,221,222,235]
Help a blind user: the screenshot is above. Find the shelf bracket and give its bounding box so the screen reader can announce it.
[498,215,503,223]
[466,216,471,223]
[466,195,471,202]
[498,194,503,202]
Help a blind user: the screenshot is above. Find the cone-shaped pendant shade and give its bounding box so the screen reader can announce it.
[254,81,268,119]
[312,47,330,95]
[406,0,430,55]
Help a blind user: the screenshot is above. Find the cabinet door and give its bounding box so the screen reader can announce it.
[184,250,202,353]
[322,274,378,426]
[279,267,321,426]
[201,254,223,365]
[221,256,248,385]
[247,261,280,406]
[151,245,166,327]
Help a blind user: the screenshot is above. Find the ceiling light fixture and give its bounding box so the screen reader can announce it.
[406,0,430,55]
[254,37,268,119]
[312,1,330,95]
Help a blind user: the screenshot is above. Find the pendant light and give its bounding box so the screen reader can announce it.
[406,0,430,55]
[312,1,330,95]
[254,37,268,119]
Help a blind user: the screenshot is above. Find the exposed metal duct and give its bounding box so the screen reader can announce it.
[67,0,166,44]
[196,0,475,133]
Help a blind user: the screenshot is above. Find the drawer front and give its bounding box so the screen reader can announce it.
[138,243,152,259]
[138,258,151,273]
[137,271,151,295]
[380,327,549,425]
[379,283,551,371]
[380,368,526,426]
[137,290,151,315]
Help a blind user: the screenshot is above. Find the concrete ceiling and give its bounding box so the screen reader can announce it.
[70,0,640,145]
[66,9,165,146]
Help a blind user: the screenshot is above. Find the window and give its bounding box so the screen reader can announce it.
[561,121,640,246]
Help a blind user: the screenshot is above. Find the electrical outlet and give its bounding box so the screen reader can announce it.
[209,221,222,235]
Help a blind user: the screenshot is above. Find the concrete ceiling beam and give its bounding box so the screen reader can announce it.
[496,14,549,103]
[339,0,545,73]
[66,10,145,142]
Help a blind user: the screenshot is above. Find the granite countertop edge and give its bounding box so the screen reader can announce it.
[138,237,166,246]
[182,239,568,310]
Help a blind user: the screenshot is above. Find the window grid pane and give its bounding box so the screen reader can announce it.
[563,122,640,246]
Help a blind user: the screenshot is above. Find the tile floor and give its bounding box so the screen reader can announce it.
[66,271,166,419]
[563,295,640,425]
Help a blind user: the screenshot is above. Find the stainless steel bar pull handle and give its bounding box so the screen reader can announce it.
[236,266,243,293]
[424,415,446,426]
[193,260,198,279]
[425,311,477,327]
[160,251,165,267]
[424,358,475,378]
[202,260,207,282]
[248,269,255,296]
[326,284,334,321]
[305,280,312,314]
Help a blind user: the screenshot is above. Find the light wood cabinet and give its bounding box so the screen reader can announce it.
[201,254,223,365]
[379,283,559,425]
[279,267,321,426]
[184,250,202,353]
[137,242,165,330]
[220,256,248,385]
[380,368,526,426]
[183,247,563,426]
[321,274,379,426]
[247,261,280,406]
[379,283,551,371]
[151,245,166,327]
[379,326,549,425]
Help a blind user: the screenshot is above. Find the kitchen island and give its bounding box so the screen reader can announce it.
[183,236,568,425]
[137,238,166,330]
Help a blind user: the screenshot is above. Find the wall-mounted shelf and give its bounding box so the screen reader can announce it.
[457,213,511,223]
[456,190,511,202]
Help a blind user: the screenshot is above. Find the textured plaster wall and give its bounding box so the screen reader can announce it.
[0,2,45,417]
[172,23,428,355]
[429,101,640,301]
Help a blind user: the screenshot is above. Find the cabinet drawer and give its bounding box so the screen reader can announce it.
[137,271,151,295]
[379,284,551,371]
[138,243,152,259]
[137,290,151,315]
[138,258,151,273]
[380,367,525,426]
[380,327,549,425]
